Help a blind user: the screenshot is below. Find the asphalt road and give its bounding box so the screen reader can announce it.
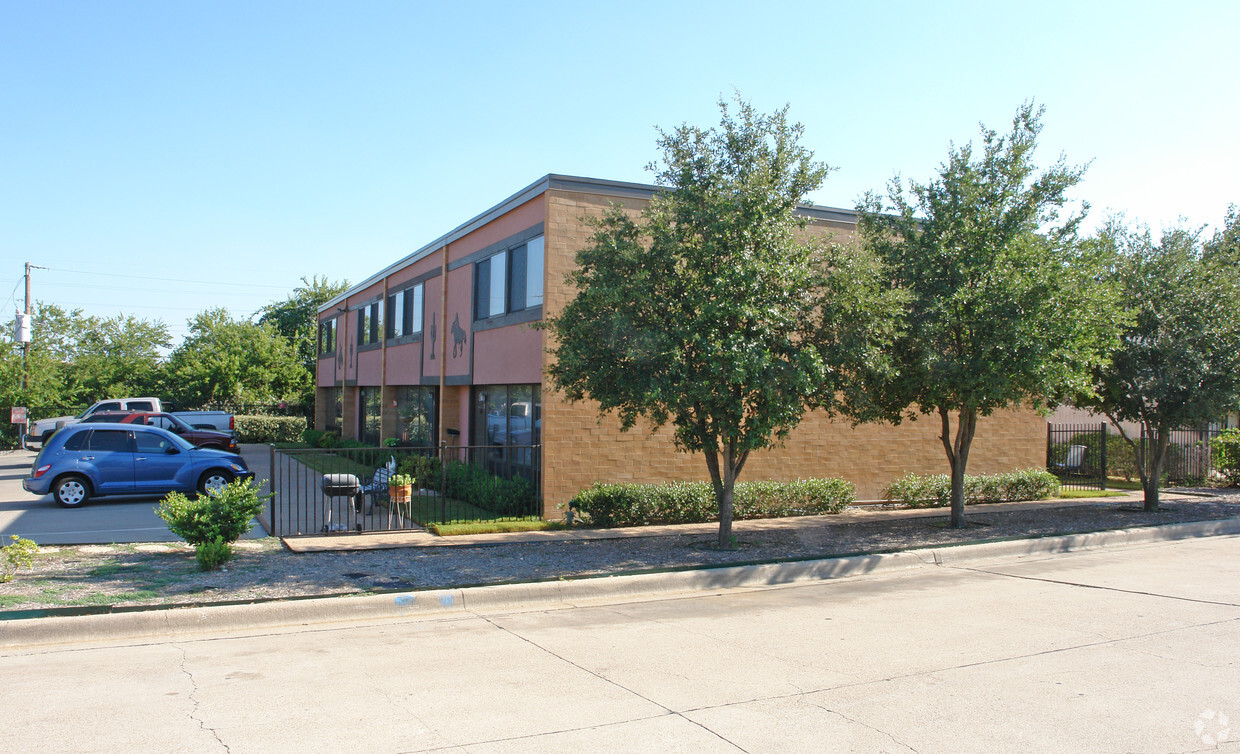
[0,449,265,545]
[3,533,1238,752]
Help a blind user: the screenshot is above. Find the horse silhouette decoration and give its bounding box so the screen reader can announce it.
[451,313,467,358]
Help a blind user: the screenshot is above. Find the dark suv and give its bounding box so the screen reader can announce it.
[82,412,239,453]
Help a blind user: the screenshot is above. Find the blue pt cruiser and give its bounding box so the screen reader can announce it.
[23,423,253,508]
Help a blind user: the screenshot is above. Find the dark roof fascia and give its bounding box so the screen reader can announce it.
[319,173,858,315]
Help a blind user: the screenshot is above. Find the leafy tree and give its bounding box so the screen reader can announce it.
[165,308,308,409]
[857,102,1120,528]
[257,275,349,378]
[1076,218,1240,509]
[65,313,170,400]
[546,98,900,547]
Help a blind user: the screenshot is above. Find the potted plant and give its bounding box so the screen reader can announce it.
[389,473,414,505]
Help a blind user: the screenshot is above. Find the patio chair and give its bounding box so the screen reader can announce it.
[1055,444,1087,474]
[358,456,397,515]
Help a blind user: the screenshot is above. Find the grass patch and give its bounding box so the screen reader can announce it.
[428,519,564,536]
[290,452,373,478]
[1106,478,1144,490]
[1056,489,1127,499]
[0,594,28,607]
[60,591,160,607]
[87,563,151,578]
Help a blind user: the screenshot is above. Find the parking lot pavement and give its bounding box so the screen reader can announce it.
[0,450,264,545]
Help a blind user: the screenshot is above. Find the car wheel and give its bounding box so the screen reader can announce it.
[198,469,234,496]
[53,475,91,508]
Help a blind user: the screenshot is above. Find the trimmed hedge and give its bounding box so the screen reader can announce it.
[572,478,856,528]
[1213,429,1240,486]
[235,415,307,444]
[882,468,1060,507]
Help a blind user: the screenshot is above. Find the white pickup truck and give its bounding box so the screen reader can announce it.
[24,398,235,449]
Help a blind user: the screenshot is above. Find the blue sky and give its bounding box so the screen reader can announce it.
[3,1,1237,345]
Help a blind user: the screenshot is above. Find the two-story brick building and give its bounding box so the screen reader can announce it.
[316,174,1046,519]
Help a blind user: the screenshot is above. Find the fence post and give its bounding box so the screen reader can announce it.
[268,443,277,536]
[1046,424,1053,469]
[1099,423,1107,491]
[439,441,447,524]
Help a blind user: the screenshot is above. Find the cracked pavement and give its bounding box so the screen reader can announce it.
[2,533,1239,752]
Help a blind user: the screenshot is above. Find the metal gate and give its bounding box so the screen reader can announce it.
[267,444,542,537]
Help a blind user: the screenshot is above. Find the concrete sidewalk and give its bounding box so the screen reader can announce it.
[6,515,1238,649]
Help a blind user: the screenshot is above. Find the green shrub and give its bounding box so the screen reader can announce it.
[302,428,341,448]
[572,478,855,528]
[1,535,38,583]
[399,454,442,487]
[157,478,271,546]
[394,454,535,516]
[235,415,307,444]
[882,468,1059,507]
[1213,429,1240,486]
[195,537,233,571]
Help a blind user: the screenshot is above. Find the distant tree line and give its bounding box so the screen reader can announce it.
[0,276,347,441]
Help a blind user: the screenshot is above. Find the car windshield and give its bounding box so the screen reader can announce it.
[165,414,193,432]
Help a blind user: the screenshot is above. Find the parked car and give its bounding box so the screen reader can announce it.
[82,412,239,453]
[173,410,235,433]
[22,424,253,508]
[25,397,162,450]
[24,398,236,449]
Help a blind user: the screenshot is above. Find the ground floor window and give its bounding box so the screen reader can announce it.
[395,386,437,447]
[471,384,540,447]
[359,387,382,446]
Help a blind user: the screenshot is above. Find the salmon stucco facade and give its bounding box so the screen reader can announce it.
[317,174,1048,519]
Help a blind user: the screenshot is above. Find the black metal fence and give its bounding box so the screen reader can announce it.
[1143,427,1222,484]
[1048,423,1224,489]
[267,443,542,537]
[1047,423,1108,490]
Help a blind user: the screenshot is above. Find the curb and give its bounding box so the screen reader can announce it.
[4,517,1239,649]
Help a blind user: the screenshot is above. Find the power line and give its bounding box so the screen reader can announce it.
[40,266,294,290]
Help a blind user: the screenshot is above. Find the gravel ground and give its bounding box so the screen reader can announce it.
[3,489,1239,615]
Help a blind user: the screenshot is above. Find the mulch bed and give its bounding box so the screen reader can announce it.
[3,492,1239,616]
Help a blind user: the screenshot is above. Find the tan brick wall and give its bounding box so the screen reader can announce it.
[314,388,330,432]
[440,386,465,446]
[381,386,399,441]
[537,189,1047,518]
[541,393,1046,515]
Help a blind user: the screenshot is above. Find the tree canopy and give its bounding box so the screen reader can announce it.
[857,102,1120,527]
[1077,213,1240,509]
[258,275,350,379]
[164,308,309,409]
[546,97,900,546]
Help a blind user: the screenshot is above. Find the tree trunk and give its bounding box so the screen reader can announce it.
[940,406,978,529]
[704,442,747,549]
[718,470,734,549]
[1143,427,1171,512]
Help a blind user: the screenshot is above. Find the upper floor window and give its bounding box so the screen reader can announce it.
[474,235,544,320]
[386,282,424,340]
[357,301,380,346]
[319,318,337,355]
